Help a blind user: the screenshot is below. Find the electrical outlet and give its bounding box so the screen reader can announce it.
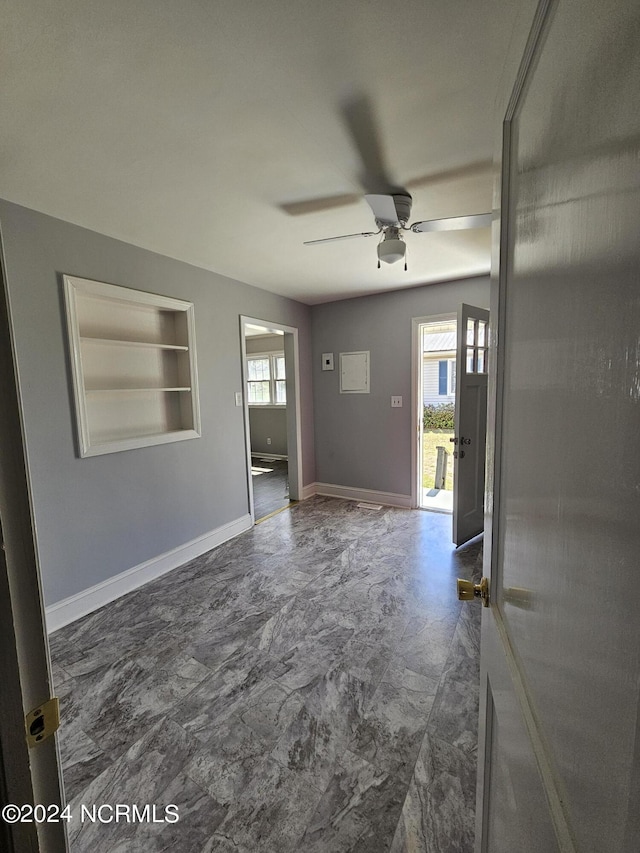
[391,396,403,408]
[235,391,242,406]
[267,437,272,445]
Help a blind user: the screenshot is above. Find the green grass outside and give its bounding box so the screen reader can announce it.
[422,429,455,490]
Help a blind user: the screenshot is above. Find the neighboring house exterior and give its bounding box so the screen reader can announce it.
[422,328,456,406]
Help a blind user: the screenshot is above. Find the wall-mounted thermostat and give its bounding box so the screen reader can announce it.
[322,352,334,371]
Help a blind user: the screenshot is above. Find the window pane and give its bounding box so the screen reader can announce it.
[466,318,476,346]
[248,381,271,403]
[449,359,457,394]
[274,355,286,380]
[275,379,287,404]
[478,320,486,347]
[477,348,487,373]
[466,347,475,373]
[247,357,270,381]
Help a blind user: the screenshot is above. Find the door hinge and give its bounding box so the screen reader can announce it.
[25,697,60,748]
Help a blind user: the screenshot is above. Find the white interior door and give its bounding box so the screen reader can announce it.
[452,303,489,546]
[0,233,67,850]
[475,0,640,850]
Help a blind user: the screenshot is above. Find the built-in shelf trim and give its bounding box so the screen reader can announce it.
[63,275,202,457]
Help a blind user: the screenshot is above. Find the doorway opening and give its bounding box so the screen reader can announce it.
[415,315,457,513]
[240,317,302,523]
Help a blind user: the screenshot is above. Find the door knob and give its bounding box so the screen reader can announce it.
[457,577,490,607]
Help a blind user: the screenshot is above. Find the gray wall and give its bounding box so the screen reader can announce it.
[245,335,285,355]
[311,277,490,497]
[248,409,287,456]
[0,200,315,605]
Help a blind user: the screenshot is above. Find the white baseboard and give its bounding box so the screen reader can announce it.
[251,452,288,461]
[313,483,412,509]
[45,514,253,633]
[300,482,317,501]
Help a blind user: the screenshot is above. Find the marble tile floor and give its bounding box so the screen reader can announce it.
[251,456,291,521]
[50,496,482,852]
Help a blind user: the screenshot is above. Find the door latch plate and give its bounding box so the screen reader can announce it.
[25,697,60,748]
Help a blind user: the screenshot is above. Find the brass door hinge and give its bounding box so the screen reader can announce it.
[25,697,59,748]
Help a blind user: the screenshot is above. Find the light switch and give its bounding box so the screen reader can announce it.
[322,352,334,371]
[391,396,403,408]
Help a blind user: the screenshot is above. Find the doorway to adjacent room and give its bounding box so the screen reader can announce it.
[240,317,303,523]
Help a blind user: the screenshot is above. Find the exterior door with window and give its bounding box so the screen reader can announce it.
[452,303,489,546]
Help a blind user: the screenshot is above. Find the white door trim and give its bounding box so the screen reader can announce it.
[240,316,303,522]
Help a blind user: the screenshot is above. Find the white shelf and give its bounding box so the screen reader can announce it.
[64,276,201,457]
[80,336,189,351]
[85,387,192,394]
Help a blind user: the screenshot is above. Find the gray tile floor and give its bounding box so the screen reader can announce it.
[50,497,482,852]
[251,456,290,520]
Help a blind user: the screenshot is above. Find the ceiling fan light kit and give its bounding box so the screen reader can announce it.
[377,230,406,265]
[303,190,491,269]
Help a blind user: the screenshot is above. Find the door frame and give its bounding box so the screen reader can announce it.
[240,316,303,522]
[410,312,457,510]
[476,0,576,849]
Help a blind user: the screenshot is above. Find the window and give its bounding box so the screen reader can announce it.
[438,359,456,396]
[465,318,488,374]
[247,353,286,405]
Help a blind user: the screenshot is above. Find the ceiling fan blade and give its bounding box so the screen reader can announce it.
[405,160,493,191]
[341,95,393,193]
[365,194,400,224]
[410,213,492,233]
[280,193,360,216]
[303,231,379,246]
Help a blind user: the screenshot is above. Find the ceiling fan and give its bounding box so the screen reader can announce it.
[288,94,491,269]
[303,192,491,269]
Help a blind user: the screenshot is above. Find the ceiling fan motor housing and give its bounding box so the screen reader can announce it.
[392,193,412,224]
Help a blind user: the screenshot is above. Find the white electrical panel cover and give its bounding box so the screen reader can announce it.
[340,351,370,393]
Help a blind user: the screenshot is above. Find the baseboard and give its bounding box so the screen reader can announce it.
[45,513,253,633]
[251,452,288,461]
[313,483,412,509]
[300,482,317,500]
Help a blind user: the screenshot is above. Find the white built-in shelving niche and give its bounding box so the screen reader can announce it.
[63,275,201,457]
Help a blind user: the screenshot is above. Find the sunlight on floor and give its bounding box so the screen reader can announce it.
[422,488,453,513]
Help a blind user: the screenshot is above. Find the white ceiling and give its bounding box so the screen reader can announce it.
[1,1,535,304]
